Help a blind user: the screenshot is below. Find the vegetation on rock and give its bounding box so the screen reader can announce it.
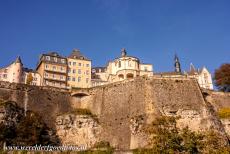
[59,108,99,123]
[134,116,230,154]
[218,108,230,119]
[26,72,33,85]
[0,101,59,149]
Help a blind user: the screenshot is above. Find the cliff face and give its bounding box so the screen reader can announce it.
[0,77,229,150]
[204,90,230,136]
[56,114,101,148]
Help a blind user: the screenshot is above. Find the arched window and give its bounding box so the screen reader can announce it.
[118,74,124,80]
[126,73,134,79]
[119,61,121,68]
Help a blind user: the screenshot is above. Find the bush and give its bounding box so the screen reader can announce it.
[140,116,230,154]
[218,108,230,119]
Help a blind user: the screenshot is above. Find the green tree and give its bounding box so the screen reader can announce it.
[142,116,230,154]
[214,63,230,92]
[146,116,183,153]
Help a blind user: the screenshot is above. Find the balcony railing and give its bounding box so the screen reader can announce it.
[44,67,66,73]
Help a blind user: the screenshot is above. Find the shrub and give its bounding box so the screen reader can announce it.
[141,116,230,154]
[218,108,230,119]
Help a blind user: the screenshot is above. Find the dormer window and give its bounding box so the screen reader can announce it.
[54,57,57,62]
[61,59,65,63]
[46,56,50,60]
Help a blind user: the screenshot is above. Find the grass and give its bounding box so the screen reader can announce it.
[58,108,99,123]
[218,108,230,119]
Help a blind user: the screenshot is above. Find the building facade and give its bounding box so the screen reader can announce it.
[67,49,91,88]
[0,57,23,83]
[155,55,214,90]
[185,63,213,90]
[91,67,108,87]
[92,48,153,86]
[36,52,68,88]
[22,68,41,86]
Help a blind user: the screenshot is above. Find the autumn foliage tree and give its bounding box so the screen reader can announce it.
[214,63,230,92]
[26,72,33,85]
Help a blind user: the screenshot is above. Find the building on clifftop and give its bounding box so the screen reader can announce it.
[91,48,153,86]
[36,52,68,88]
[67,49,91,88]
[0,56,23,83]
[185,63,213,90]
[154,55,214,90]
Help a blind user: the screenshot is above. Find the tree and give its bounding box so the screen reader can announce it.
[214,63,230,92]
[26,72,33,85]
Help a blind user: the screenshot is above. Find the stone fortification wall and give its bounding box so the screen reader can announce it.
[77,77,225,149]
[0,81,72,128]
[0,77,229,150]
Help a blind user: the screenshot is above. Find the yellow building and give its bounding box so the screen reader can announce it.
[67,49,91,88]
[91,48,153,86]
[36,52,68,88]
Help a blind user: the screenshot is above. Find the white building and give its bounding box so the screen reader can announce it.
[92,48,153,86]
[0,56,41,86]
[0,57,23,83]
[185,63,213,90]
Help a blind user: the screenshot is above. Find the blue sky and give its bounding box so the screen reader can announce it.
[0,0,229,74]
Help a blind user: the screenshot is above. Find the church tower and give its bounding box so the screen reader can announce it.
[174,54,181,73]
[121,48,127,57]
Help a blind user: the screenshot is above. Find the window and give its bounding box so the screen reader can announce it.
[73,62,76,66]
[73,69,76,73]
[45,65,49,69]
[79,63,81,66]
[54,57,57,62]
[86,70,89,75]
[45,73,48,77]
[3,74,7,78]
[144,67,148,71]
[78,69,81,74]
[60,67,64,72]
[53,74,55,78]
[61,59,65,63]
[68,69,71,73]
[67,76,71,81]
[78,77,81,82]
[53,66,56,70]
[72,77,75,81]
[60,76,63,80]
[119,61,121,67]
[86,78,89,83]
[69,62,71,65]
[128,61,132,67]
[46,56,50,60]
[92,69,96,73]
[86,64,90,67]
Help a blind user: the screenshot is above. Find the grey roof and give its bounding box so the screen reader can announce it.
[45,52,63,58]
[15,56,22,64]
[68,49,90,60]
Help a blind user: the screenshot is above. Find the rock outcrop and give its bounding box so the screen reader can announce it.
[56,114,101,148]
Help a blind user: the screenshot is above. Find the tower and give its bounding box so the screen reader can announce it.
[11,56,23,83]
[121,48,127,57]
[174,54,181,73]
